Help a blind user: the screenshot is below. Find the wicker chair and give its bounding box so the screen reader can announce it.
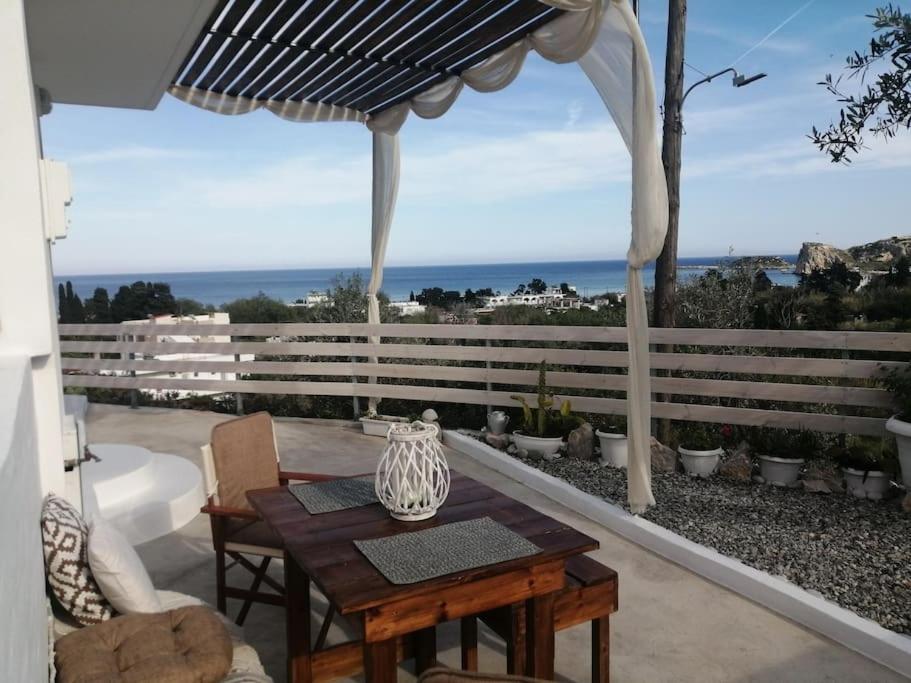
[200,411,336,632]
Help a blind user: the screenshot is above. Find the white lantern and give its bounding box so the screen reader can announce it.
[375,421,450,521]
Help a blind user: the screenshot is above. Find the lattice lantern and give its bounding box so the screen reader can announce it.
[375,421,450,522]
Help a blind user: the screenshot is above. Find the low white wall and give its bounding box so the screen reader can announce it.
[445,430,911,679]
[0,355,49,681]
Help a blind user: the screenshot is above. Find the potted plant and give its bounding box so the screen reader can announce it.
[510,362,580,460]
[753,428,817,488]
[882,364,911,488]
[359,410,410,437]
[595,416,627,469]
[677,424,722,478]
[832,437,896,500]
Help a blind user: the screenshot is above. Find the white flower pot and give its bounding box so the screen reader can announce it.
[678,446,722,478]
[758,455,805,488]
[360,415,408,437]
[375,421,450,521]
[885,415,911,488]
[596,430,628,469]
[512,433,564,460]
[843,467,891,500]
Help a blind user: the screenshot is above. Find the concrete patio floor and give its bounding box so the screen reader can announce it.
[85,403,905,683]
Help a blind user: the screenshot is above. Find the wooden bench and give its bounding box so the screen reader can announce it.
[460,555,618,682]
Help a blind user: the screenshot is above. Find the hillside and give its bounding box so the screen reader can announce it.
[796,235,910,274]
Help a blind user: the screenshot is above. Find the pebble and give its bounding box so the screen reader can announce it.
[511,448,911,636]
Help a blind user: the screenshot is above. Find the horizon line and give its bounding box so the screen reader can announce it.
[54,252,796,279]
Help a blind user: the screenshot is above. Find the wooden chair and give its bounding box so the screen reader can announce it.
[460,556,618,683]
[200,411,336,629]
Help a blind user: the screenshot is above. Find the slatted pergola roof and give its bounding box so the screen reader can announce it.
[173,0,566,116]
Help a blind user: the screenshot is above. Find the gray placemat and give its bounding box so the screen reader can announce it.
[354,517,541,585]
[289,476,378,514]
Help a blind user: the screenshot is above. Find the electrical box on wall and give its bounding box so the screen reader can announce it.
[39,159,72,242]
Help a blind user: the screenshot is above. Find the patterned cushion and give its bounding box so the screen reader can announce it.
[41,494,114,625]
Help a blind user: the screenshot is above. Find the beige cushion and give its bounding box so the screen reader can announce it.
[88,518,162,614]
[419,668,543,683]
[41,494,114,625]
[210,412,280,511]
[54,606,233,683]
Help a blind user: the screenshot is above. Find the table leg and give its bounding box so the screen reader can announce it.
[364,638,397,683]
[525,592,556,680]
[460,617,478,671]
[285,551,312,683]
[415,626,437,674]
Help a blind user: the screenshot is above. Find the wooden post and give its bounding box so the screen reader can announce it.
[351,335,361,419]
[653,0,687,442]
[128,333,138,409]
[485,338,493,416]
[234,349,244,415]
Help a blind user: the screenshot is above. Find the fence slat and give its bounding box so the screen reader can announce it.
[58,322,911,351]
[61,357,893,408]
[61,375,887,435]
[59,339,904,379]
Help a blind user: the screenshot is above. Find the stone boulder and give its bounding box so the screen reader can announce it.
[484,432,510,451]
[567,423,595,460]
[802,461,843,494]
[649,437,677,473]
[719,452,752,482]
[795,242,854,275]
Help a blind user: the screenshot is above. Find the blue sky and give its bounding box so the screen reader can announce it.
[42,0,911,276]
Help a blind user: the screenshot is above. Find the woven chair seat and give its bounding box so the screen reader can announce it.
[224,518,283,558]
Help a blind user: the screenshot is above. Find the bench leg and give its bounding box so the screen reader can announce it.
[592,615,610,683]
[460,617,478,671]
[506,603,527,676]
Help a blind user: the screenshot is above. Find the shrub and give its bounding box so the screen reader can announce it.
[880,363,911,421]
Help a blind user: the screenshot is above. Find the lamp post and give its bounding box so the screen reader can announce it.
[653,59,765,441]
[679,68,767,120]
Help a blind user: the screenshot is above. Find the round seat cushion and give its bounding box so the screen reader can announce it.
[54,605,233,683]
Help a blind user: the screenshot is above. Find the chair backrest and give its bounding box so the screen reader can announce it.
[207,412,281,512]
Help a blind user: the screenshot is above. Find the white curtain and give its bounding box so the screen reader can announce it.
[579,1,669,512]
[168,0,667,511]
[366,132,400,414]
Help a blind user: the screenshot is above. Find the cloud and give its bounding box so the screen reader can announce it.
[686,134,911,180]
[181,122,632,210]
[565,100,584,129]
[68,145,202,165]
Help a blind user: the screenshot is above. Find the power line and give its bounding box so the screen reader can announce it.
[684,61,708,77]
[732,0,817,66]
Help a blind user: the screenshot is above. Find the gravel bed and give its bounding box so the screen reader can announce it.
[512,450,911,635]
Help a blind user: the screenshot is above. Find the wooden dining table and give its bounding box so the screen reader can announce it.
[247,470,598,683]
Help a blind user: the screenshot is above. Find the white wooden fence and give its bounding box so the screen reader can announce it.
[58,323,911,436]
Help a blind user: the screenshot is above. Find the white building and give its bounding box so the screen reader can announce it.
[389,300,426,315]
[483,286,581,310]
[119,313,253,399]
[289,290,329,308]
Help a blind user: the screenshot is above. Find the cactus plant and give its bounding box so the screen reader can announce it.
[510,361,581,438]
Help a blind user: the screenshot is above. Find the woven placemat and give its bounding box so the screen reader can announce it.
[289,476,378,514]
[354,517,541,585]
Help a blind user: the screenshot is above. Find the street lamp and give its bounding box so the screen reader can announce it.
[678,68,767,125]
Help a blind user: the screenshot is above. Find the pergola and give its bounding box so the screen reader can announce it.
[31,0,669,511]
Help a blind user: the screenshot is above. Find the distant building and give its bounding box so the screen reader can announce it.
[118,312,253,399]
[289,291,329,308]
[389,300,426,315]
[482,287,581,310]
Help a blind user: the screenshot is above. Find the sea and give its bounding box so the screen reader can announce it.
[56,257,799,307]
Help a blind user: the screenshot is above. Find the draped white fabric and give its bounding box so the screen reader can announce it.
[579,0,669,512]
[168,85,365,123]
[167,0,667,510]
[366,132,400,414]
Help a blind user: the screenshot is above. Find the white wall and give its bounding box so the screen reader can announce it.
[0,356,49,681]
[0,0,65,494]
